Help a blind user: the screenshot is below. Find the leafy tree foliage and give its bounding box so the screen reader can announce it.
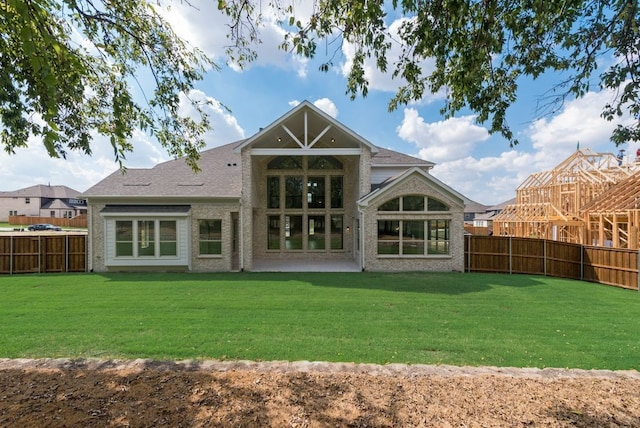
[220,0,640,146]
[0,0,213,169]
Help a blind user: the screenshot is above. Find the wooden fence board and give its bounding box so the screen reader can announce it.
[466,236,637,290]
[0,234,87,274]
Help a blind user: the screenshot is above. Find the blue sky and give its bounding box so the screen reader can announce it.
[1,1,637,206]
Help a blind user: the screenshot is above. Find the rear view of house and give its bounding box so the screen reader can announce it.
[82,102,464,272]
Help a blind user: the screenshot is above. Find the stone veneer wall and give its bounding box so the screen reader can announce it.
[189,201,240,272]
[88,203,105,272]
[361,174,465,272]
[240,148,254,271]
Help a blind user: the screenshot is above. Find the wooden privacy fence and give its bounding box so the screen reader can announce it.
[9,214,87,229]
[465,236,639,291]
[1,234,638,289]
[0,234,87,274]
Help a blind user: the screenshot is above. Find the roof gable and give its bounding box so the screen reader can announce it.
[234,101,378,155]
[358,167,464,208]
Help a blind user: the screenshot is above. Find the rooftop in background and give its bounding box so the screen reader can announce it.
[0,184,83,199]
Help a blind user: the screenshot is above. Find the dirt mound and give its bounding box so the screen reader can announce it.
[1,359,639,427]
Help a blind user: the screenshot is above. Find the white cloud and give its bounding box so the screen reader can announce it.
[340,18,443,102]
[313,98,339,118]
[526,89,634,164]
[288,98,339,118]
[430,151,537,205]
[158,0,309,76]
[179,90,245,147]
[397,108,490,162]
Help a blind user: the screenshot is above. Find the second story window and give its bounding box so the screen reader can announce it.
[25,197,30,204]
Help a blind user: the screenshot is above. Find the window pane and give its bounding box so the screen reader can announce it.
[379,198,400,211]
[199,219,221,255]
[267,156,302,169]
[115,221,133,257]
[138,220,155,256]
[403,221,424,255]
[200,241,222,254]
[308,155,343,170]
[330,215,343,250]
[285,176,303,209]
[199,219,221,240]
[160,221,177,256]
[377,220,399,254]
[308,215,325,250]
[285,215,303,250]
[307,177,325,208]
[428,198,449,211]
[331,176,343,209]
[403,196,425,211]
[267,176,280,209]
[268,216,280,250]
[427,219,450,255]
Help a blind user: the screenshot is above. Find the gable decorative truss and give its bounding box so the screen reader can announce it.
[234,101,378,156]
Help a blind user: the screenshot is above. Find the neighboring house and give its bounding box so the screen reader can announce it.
[0,184,86,222]
[472,198,515,228]
[82,101,465,272]
[464,199,488,224]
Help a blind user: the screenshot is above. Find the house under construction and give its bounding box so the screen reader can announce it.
[582,171,640,249]
[493,148,639,247]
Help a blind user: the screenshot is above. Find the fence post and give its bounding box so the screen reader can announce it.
[581,245,584,281]
[38,236,41,274]
[10,235,13,275]
[65,234,69,273]
[467,234,471,272]
[543,240,547,277]
[509,236,512,274]
[637,249,639,293]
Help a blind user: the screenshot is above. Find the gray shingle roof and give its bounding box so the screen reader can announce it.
[0,184,82,198]
[371,147,434,167]
[82,141,244,199]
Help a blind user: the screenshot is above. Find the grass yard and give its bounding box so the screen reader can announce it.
[0,272,638,370]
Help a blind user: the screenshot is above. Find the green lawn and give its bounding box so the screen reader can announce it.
[0,272,638,370]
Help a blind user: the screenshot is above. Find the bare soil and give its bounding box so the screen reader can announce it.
[1,358,639,427]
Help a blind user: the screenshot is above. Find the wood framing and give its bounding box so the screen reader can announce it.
[582,171,640,249]
[493,149,638,246]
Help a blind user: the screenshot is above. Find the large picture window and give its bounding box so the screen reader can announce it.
[115,219,178,258]
[266,156,345,253]
[378,219,450,256]
[199,220,222,255]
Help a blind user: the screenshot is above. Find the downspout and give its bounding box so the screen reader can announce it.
[358,205,365,271]
[87,204,93,272]
[239,194,244,272]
